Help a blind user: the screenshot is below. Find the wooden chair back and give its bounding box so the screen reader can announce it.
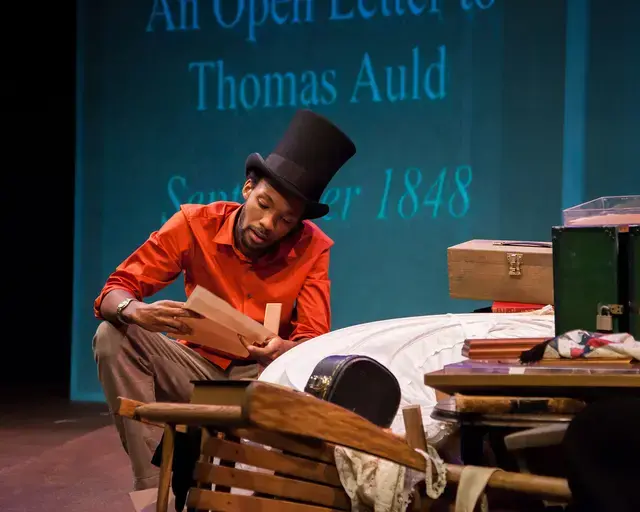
[186,428,349,511]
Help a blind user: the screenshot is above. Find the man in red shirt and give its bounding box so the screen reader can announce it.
[92,109,356,492]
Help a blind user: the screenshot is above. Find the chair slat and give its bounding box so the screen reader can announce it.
[187,488,344,511]
[202,437,342,487]
[193,462,350,510]
[228,428,336,463]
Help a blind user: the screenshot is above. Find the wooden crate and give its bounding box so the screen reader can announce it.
[447,240,554,305]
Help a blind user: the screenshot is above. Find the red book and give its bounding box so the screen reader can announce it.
[491,301,546,313]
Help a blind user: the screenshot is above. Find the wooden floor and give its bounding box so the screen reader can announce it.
[0,388,134,512]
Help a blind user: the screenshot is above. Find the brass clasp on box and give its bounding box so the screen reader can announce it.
[596,304,624,332]
[507,253,523,277]
[306,375,331,398]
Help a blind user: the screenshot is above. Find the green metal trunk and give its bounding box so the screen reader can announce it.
[552,225,639,338]
[630,226,640,338]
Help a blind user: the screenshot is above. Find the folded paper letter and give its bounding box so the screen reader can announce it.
[178,285,279,359]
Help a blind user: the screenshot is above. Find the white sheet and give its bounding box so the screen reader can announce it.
[258,312,555,434]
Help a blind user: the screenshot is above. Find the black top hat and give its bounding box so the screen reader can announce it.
[245,109,356,219]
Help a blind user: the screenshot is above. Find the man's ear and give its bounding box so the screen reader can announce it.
[241,178,253,201]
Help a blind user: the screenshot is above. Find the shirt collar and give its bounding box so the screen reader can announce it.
[213,206,239,247]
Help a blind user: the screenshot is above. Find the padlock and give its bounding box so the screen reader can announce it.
[596,305,613,332]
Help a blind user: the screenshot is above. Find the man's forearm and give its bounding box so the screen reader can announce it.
[100,289,140,324]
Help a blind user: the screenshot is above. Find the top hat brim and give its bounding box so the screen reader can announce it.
[245,152,329,220]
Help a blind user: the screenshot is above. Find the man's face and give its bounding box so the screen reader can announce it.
[237,176,305,255]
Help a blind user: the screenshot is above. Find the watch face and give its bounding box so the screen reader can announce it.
[117,298,133,322]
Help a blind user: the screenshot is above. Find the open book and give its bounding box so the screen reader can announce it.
[178,285,281,359]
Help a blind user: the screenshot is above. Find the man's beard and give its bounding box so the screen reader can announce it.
[234,206,272,257]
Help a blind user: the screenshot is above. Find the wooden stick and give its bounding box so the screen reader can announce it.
[133,403,245,426]
[263,303,282,335]
[402,405,428,453]
[117,397,164,429]
[157,425,175,512]
[402,406,429,511]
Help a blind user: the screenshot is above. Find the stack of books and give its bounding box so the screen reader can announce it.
[462,338,546,361]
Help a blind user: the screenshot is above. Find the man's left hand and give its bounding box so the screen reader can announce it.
[245,336,296,366]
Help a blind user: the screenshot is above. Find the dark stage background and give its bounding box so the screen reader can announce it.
[2,4,75,397]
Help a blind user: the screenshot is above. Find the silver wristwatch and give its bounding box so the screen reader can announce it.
[116,298,135,324]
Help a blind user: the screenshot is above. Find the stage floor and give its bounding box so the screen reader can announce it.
[0,390,134,512]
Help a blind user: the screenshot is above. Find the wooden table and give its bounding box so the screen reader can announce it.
[425,366,640,469]
[424,367,640,400]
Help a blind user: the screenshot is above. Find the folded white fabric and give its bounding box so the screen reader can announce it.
[334,446,500,512]
[334,446,423,512]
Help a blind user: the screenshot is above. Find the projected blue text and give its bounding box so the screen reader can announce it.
[145,0,496,112]
[189,45,446,111]
[162,165,472,224]
[146,0,495,43]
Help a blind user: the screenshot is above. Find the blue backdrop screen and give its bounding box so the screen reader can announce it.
[73,0,639,401]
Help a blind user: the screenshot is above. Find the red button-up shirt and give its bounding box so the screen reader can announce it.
[94,201,334,369]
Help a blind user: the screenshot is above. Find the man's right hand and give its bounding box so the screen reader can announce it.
[123,299,202,336]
